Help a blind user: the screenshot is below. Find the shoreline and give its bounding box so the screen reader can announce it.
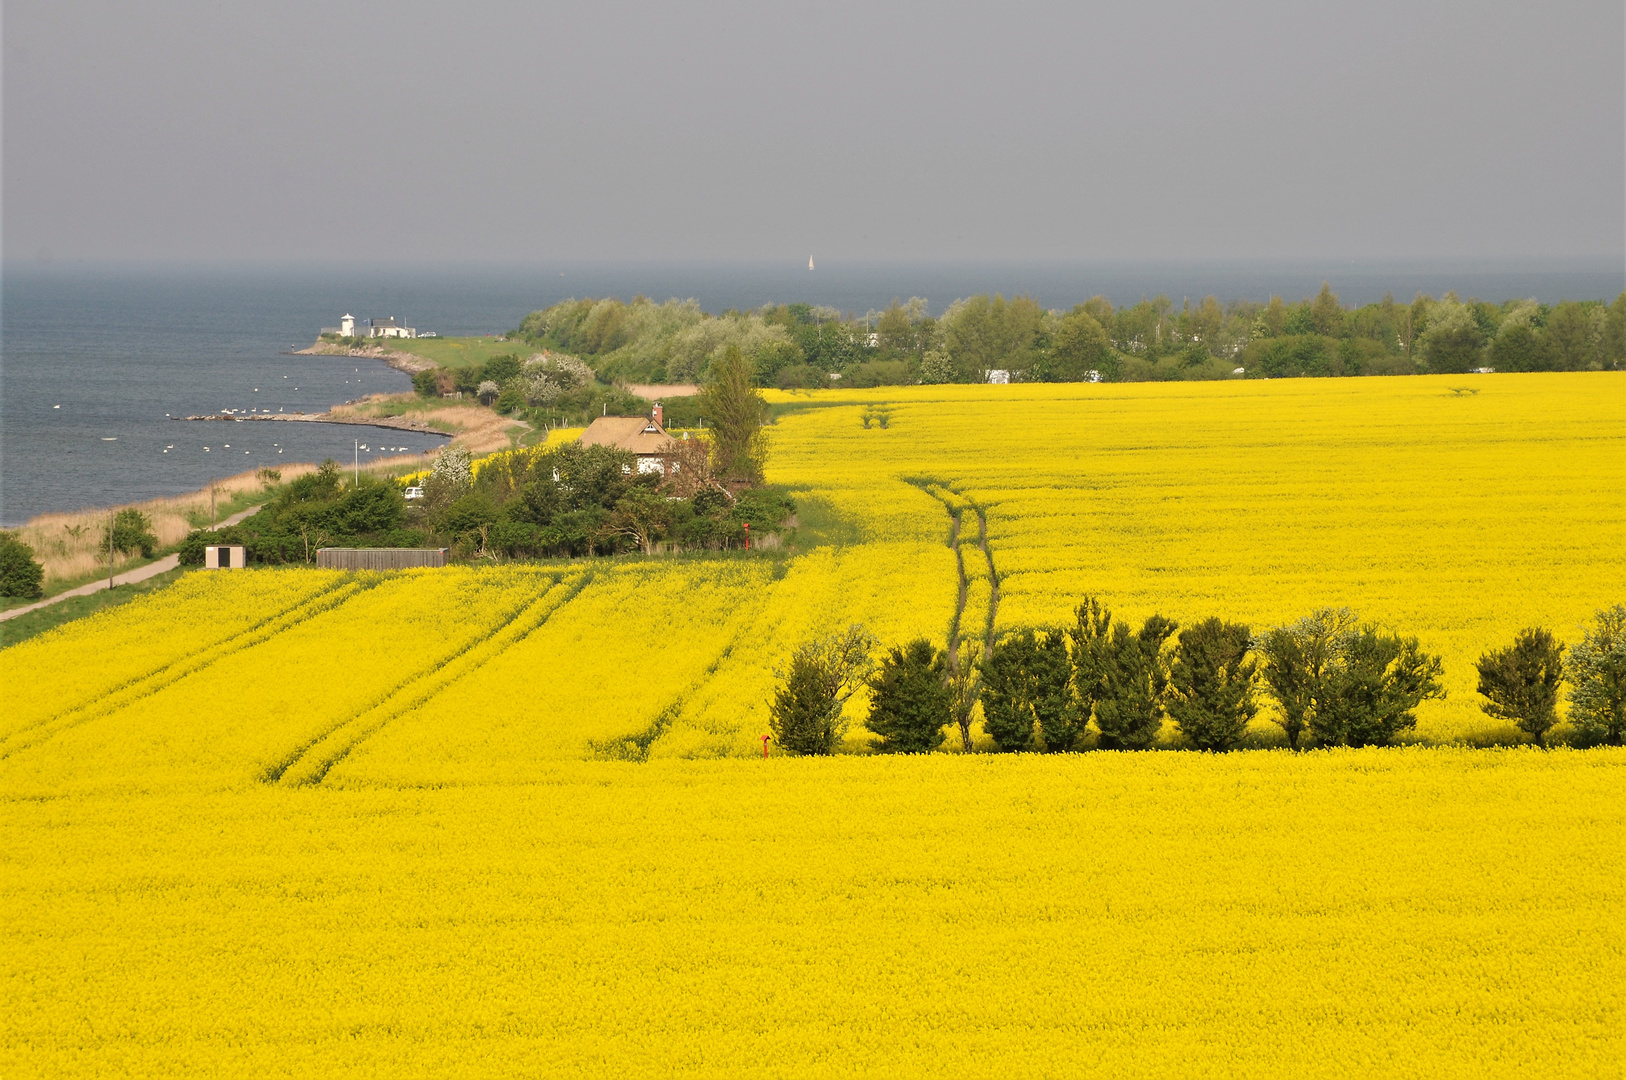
[293,340,435,374]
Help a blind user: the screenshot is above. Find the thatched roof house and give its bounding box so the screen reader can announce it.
[577,405,680,474]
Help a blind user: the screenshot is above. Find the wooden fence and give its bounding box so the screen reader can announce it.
[315,548,448,570]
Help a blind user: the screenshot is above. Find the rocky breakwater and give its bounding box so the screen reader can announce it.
[177,410,444,435]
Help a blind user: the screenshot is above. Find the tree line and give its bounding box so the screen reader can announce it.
[769,602,1626,755]
[512,288,1626,391]
[409,350,648,428]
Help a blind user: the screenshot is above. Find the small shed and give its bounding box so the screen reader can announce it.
[316,548,448,570]
[204,545,246,569]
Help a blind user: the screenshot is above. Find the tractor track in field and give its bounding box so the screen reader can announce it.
[974,507,1000,652]
[0,577,370,762]
[267,571,593,787]
[908,479,1000,667]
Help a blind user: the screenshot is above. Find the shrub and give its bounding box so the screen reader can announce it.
[775,364,827,389]
[866,639,952,754]
[103,509,159,559]
[0,532,45,598]
[431,446,473,493]
[1475,628,1565,746]
[177,529,232,567]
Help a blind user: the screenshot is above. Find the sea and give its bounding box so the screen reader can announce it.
[3,257,1621,526]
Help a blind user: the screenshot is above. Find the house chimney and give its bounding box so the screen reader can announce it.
[652,402,664,429]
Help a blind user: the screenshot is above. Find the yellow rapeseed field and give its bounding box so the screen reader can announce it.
[3,372,1623,1076]
[3,752,1623,1076]
[765,372,1626,744]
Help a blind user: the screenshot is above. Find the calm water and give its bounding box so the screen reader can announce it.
[3,258,1620,525]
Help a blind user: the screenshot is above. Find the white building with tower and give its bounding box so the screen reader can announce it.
[321,314,417,339]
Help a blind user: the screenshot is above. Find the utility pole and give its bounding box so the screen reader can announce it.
[354,439,360,485]
[108,512,115,591]
[210,480,216,529]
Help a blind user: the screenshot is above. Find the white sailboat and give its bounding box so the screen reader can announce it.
[809,256,815,270]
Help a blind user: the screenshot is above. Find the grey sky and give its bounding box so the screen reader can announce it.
[4,0,1622,263]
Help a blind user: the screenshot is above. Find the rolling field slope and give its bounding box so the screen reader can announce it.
[3,372,1623,1076]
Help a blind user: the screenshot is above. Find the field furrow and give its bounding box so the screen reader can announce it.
[0,570,351,742]
[0,568,556,795]
[276,572,588,786]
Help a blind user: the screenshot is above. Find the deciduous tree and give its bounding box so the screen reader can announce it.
[1567,605,1626,746]
[1309,283,1345,337]
[946,640,982,752]
[1419,301,1484,374]
[1049,309,1113,382]
[1256,608,1356,750]
[979,629,1077,751]
[1311,627,1444,747]
[1067,596,1112,730]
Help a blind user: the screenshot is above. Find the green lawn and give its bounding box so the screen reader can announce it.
[391,336,530,370]
[0,567,190,649]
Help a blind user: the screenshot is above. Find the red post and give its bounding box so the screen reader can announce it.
[761,734,770,758]
[744,522,750,550]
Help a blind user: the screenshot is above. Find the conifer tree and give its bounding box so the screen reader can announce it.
[866,639,952,754]
[1168,618,1258,751]
[1094,615,1177,750]
[700,345,768,485]
[768,626,877,755]
[1476,628,1565,747]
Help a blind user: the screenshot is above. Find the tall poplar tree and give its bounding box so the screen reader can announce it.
[700,344,768,485]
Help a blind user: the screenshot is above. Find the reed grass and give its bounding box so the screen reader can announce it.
[9,451,426,589]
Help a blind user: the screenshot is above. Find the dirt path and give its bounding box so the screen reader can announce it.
[0,504,263,623]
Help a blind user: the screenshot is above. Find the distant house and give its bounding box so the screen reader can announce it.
[318,313,418,339]
[366,316,417,339]
[577,403,680,474]
[986,369,1011,385]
